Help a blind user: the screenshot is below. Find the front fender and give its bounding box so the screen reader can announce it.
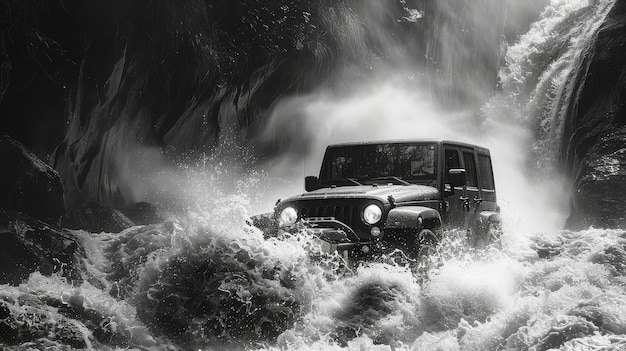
[385,206,441,230]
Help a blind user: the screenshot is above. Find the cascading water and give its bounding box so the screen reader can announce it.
[2,1,626,350]
[495,0,617,174]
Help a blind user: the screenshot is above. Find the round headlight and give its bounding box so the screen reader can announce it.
[279,207,298,227]
[363,204,382,225]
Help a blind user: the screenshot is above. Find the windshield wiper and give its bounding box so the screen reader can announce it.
[346,178,363,186]
[371,176,410,186]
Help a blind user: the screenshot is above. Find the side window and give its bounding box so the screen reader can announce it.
[462,151,478,187]
[444,149,461,184]
[478,154,495,190]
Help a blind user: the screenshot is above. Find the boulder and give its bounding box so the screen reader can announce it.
[0,134,65,225]
[0,209,83,286]
[118,202,165,226]
[62,203,135,233]
[566,129,626,229]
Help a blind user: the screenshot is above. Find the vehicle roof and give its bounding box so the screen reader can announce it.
[327,138,490,152]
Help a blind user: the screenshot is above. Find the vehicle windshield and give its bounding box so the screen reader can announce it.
[319,143,438,186]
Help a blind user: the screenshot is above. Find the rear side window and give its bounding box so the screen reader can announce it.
[463,151,478,187]
[478,154,495,190]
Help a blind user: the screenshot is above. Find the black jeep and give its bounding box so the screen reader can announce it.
[259,139,501,259]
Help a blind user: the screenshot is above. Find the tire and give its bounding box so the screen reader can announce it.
[416,228,439,257]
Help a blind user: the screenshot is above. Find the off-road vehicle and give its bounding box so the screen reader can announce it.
[258,139,501,258]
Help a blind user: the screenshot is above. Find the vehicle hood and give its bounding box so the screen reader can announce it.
[283,185,440,205]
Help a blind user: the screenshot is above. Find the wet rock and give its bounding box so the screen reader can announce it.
[561,0,626,229]
[118,201,165,226]
[52,319,88,349]
[0,291,144,349]
[62,203,135,233]
[0,134,65,225]
[0,209,84,286]
[566,129,626,229]
[0,301,19,344]
[589,244,626,275]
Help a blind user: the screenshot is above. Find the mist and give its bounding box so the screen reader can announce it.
[112,143,266,218]
[96,0,590,233]
[252,74,569,235]
[247,0,611,234]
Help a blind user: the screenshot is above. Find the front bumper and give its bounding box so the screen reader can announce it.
[312,235,376,256]
[282,217,380,257]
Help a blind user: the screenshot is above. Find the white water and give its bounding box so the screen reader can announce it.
[4,203,625,350]
[1,1,625,350]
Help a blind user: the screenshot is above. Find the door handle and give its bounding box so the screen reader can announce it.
[473,197,483,204]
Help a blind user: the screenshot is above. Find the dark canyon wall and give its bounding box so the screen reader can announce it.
[561,0,626,229]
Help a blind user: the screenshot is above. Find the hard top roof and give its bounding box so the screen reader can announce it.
[326,138,489,152]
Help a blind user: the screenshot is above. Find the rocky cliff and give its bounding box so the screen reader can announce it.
[561,0,626,229]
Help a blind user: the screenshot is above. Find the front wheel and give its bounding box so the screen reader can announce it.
[417,228,440,257]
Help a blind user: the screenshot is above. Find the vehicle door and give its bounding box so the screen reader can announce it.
[460,147,482,226]
[442,146,466,230]
[471,150,500,246]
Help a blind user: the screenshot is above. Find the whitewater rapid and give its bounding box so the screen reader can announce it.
[2,197,625,350]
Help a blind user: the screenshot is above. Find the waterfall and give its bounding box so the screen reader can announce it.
[497,0,617,173]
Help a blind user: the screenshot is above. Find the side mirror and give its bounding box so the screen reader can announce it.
[305,176,319,192]
[448,168,467,188]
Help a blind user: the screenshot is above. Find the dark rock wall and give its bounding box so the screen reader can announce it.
[0,134,65,225]
[48,0,389,209]
[0,209,83,286]
[0,0,83,161]
[561,0,626,229]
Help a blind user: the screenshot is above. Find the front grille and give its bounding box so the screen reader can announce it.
[298,200,365,229]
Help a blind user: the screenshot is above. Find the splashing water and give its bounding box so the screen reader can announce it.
[3,199,626,350]
[2,1,626,350]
